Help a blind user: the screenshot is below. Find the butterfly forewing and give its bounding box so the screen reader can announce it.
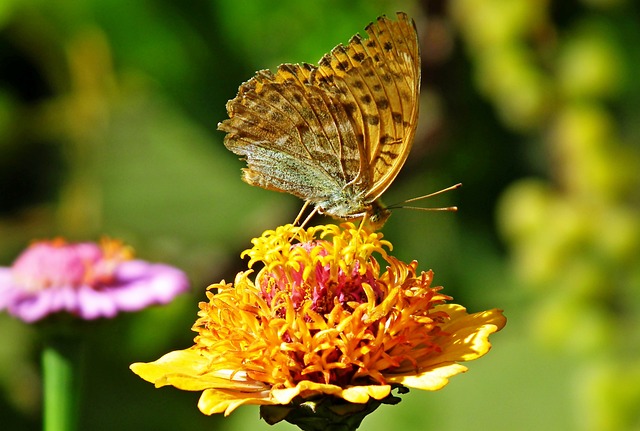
[219,12,420,223]
[360,14,420,200]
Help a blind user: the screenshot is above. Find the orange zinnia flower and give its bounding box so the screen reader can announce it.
[131,223,505,428]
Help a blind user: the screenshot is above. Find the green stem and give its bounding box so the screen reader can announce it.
[42,332,85,431]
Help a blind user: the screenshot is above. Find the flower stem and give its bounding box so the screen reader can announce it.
[42,332,85,431]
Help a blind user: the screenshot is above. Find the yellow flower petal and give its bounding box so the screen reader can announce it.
[272,381,345,404]
[196,380,392,416]
[380,305,506,390]
[434,304,507,363]
[386,363,469,390]
[130,349,267,391]
[199,388,272,416]
[341,385,392,403]
[131,350,207,387]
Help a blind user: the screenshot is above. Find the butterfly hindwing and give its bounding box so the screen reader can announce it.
[221,64,360,204]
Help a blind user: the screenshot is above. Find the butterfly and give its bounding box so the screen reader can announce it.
[219,12,453,229]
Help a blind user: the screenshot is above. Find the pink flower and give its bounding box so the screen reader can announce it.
[0,238,189,322]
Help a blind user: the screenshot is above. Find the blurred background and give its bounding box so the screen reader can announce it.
[1,0,639,430]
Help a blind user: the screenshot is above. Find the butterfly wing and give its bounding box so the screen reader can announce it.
[219,64,363,208]
[218,13,420,217]
[311,12,420,202]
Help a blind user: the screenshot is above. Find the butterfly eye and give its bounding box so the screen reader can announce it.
[364,201,391,231]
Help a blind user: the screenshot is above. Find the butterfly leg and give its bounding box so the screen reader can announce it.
[293,201,311,226]
[298,206,320,230]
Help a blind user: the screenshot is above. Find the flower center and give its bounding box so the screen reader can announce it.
[11,238,132,292]
[257,240,382,315]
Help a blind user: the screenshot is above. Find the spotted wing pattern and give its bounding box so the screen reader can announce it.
[218,12,420,220]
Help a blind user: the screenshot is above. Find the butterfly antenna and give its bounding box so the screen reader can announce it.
[387,183,462,211]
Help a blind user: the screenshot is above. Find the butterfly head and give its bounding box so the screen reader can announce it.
[363,200,391,231]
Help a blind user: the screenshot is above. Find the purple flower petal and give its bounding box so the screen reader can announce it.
[0,239,190,323]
